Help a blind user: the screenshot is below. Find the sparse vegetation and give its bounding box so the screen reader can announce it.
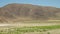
[0,25,60,34]
[47,32,50,34]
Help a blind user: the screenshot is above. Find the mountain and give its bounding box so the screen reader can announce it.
[0,3,60,22]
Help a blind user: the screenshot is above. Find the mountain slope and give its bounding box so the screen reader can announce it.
[0,3,60,22]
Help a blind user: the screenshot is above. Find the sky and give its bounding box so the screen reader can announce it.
[0,0,60,8]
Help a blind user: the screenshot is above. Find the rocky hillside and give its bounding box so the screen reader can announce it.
[0,3,60,22]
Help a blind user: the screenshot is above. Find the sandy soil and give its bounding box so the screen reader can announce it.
[0,23,60,27]
[0,23,60,34]
[23,29,60,34]
[47,29,60,34]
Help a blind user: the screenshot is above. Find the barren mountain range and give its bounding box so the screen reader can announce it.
[0,3,60,22]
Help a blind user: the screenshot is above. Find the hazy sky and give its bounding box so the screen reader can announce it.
[0,0,60,8]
